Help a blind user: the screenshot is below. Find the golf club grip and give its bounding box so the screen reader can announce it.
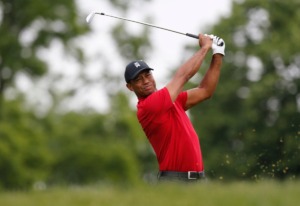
[186,33,199,39]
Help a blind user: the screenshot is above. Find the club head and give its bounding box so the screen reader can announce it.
[86,12,96,23]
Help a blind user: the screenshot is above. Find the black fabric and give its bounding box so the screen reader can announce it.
[124,60,153,83]
[158,171,205,182]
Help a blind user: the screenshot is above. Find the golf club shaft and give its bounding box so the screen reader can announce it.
[91,12,199,39]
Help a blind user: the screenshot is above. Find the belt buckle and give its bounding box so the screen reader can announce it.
[188,171,197,180]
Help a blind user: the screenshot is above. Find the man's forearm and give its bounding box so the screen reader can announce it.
[175,46,210,82]
[199,54,223,96]
[166,34,213,102]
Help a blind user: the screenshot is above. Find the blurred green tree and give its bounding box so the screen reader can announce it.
[44,109,141,186]
[0,99,53,189]
[0,0,88,109]
[0,0,89,190]
[0,0,154,189]
[188,0,300,180]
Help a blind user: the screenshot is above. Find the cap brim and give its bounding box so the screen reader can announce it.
[128,68,153,82]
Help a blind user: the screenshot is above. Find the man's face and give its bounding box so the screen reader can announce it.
[126,70,156,98]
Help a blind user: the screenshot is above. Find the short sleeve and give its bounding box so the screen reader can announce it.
[138,87,173,114]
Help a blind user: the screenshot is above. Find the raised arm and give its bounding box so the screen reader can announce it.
[185,36,225,110]
[166,34,212,102]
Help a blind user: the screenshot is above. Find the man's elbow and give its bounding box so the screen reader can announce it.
[203,89,214,100]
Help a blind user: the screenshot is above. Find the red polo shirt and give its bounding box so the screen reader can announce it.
[137,87,203,172]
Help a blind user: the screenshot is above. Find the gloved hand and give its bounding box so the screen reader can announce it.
[212,35,225,56]
[205,34,225,56]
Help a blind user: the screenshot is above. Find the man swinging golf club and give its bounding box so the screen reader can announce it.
[125,34,225,182]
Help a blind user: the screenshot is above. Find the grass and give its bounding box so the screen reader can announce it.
[0,180,299,206]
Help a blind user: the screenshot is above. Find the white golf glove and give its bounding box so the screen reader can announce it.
[205,34,225,56]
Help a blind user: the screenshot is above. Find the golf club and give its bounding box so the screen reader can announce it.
[86,11,199,40]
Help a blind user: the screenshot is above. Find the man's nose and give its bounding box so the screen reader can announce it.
[141,76,150,83]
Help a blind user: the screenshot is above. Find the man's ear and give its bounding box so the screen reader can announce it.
[126,83,133,91]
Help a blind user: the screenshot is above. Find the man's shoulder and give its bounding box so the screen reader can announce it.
[138,87,168,104]
[137,87,172,113]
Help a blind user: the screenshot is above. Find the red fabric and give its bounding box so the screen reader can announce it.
[137,87,203,172]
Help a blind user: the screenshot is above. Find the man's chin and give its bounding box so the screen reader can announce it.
[142,89,155,97]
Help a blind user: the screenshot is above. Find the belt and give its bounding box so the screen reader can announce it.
[158,171,205,180]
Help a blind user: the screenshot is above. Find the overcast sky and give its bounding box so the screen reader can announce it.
[79,0,232,80]
[16,0,233,114]
[75,0,233,111]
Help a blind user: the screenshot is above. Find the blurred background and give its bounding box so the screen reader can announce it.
[0,0,299,190]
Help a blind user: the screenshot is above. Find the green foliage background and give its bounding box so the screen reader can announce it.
[0,0,299,190]
[190,0,300,180]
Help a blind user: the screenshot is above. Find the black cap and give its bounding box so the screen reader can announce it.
[125,60,153,83]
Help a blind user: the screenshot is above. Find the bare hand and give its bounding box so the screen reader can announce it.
[198,34,212,49]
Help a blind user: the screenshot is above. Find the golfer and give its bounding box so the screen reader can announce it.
[124,34,225,182]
